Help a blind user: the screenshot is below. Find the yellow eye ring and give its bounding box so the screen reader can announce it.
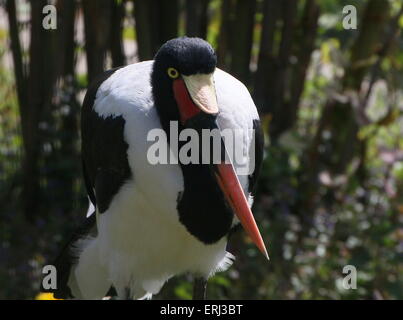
[167,67,179,79]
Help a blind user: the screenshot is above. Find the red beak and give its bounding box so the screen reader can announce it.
[214,160,269,260]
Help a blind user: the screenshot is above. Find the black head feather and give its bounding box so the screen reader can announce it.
[151,37,217,128]
[153,37,217,77]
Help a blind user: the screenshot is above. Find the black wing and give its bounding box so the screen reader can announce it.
[81,67,132,214]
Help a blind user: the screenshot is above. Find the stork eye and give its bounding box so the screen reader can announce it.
[167,67,179,79]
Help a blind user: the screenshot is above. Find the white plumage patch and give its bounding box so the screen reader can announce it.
[70,61,259,299]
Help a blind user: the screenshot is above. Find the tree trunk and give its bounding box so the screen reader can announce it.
[157,0,179,46]
[275,0,319,137]
[217,0,236,70]
[230,0,256,85]
[255,0,318,140]
[110,0,126,67]
[26,0,58,219]
[269,0,298,138]
[6,0,80,219]
[82,0,112,82]
[254,0,281,113]
[134,0,156,61]
[134,0,179,61]
[288,0,319,126]
[5,0,27,110]
[185,0,210,39]
[54,0,79,214]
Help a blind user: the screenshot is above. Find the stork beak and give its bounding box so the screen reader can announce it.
[173,73,269,260]
[213,157,269,260]
[173,73,218,125]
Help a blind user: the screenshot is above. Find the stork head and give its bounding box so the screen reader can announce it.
[151,37,268,260]
[152,37,218,124]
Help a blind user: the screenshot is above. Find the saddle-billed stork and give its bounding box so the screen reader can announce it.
[43,37,268,299]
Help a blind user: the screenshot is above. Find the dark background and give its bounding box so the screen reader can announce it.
[0,0,402,299]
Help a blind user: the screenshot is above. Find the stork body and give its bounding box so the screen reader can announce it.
[45,38,265,299]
